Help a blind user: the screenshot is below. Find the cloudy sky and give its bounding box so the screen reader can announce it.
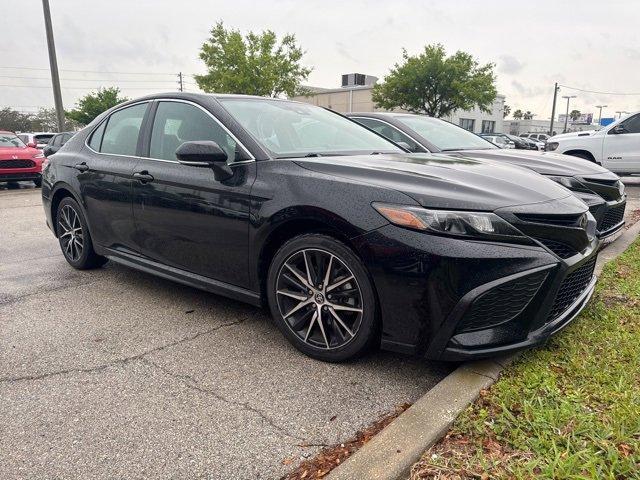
[3,0,640,120]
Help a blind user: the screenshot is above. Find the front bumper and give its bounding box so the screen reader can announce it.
[354,223,599,361]
[594,199,626,239]
[0,172,41,182]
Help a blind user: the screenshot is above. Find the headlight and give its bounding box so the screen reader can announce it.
[617,180,625,196]
[546,142,559,151]
[372,203,525,240]
[546,176,592,194]
[32,153,45,159]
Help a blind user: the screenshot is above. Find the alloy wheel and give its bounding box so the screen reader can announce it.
[275,248,364,350]
[58,205,84,262]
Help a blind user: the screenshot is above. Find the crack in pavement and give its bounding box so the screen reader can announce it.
[0,318,246,384]
[139,357,325,446]
[0,278,105,307]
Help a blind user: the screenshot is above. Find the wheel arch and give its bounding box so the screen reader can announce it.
[563,149,597,163]
[50,182,88,238]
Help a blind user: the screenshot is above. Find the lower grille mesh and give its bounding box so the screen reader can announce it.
[598,203,626,232]
[547,257,596,322]
[0,159,35,169]
[536,238,578,259]
[457,270,548,333]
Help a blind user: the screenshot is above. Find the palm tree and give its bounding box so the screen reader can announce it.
[523,111,535,120]
[569,109,581,121]
[513,109,523,120]
[503,104,511,118]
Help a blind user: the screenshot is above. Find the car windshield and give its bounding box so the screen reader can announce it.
[0,133,26,148]
[218,98,402,158]
[393,115,497,151]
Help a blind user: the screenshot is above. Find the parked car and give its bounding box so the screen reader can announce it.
[522,133,550,142]
[482,133,535,150]
[43,131,75,157]
[0,130,45,187]
[521,136,545,150]
[17,132,56,149]
[479,134,515,148]
[348,112,626,238]
[547,112,640,175]
[43,93,599,362]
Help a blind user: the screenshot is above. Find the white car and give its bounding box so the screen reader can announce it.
[546,112,640,174]
[522,133,550,142]
[16,132,56,150]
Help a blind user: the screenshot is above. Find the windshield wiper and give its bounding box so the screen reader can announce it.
[304,153,321,157]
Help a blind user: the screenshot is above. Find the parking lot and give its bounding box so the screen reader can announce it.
[0,184,455,479]
[2,178,639,479]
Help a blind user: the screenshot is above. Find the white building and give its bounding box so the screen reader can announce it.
[291,74,506,134]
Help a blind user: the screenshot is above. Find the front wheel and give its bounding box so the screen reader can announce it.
[56,197,108,270]
[267,234,378,362]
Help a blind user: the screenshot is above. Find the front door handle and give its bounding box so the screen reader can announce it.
[133,171,154,183]
[74,162,89,172]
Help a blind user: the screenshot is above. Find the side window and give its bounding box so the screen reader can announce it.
[354,118,425,153]
[62,133,72,144]
[51,135,62,147]
[150,101,243,163]
[100,103,148,156]
[621,114,640,134]
[88,121,106,151]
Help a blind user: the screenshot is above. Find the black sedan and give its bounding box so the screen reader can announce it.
[42,93,599,362]
[348,112,626,239]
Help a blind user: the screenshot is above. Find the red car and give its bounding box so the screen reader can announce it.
[0,130,45,187]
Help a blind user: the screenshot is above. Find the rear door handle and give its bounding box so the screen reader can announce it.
[133,171,154,183]
[74,162,89,172]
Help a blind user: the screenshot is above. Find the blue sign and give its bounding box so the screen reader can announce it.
[600,117,615,126]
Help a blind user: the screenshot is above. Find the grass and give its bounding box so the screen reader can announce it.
[411,239,640,480]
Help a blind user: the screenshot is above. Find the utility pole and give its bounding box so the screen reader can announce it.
[549,83,559,136]
[595,105,607,126]
[42,0,65,132]
[178,72,184,92]
[562,95,577,133]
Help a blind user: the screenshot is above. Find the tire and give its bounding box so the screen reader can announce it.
[56,197,108,270]
[267,234,378,362]
[33,178,42,187]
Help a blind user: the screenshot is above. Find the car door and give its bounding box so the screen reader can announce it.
[131,99,256,288]
[79,101,150,251]
[603,114,640,173]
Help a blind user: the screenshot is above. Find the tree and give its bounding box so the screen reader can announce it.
[0,108,32,132]
[523,111,535,120]
[503,104,511,118]
[66,87,128,126]
[30,108,80,131]
[569,109,581,121]
[371,44,496,117]
[195,22,311,97]
[513,109,523,120]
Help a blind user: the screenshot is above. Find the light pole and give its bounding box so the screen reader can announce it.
[42,0,65,132]
[562,95,577,133]
[595,105,607,126]
[615,111,630,119]
[549,82,559,135]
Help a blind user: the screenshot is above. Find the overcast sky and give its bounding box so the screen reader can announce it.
[2,0,639,120]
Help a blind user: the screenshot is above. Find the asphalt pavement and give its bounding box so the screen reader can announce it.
[0,184,452,479]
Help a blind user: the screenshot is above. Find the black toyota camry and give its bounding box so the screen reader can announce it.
[42,93,599,362]
[348,112,626,239]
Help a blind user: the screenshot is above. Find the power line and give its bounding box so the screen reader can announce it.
[0,65,176,76]
[0,84,179,90]
[559,84,640,96]
[0,75,180,84]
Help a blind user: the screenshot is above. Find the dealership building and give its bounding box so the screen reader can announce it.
[291,73,507,134]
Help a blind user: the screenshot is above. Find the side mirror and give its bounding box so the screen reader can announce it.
[42,146,53,157]
[27,142,37,148]
[175,140,232,181]
[612,125,627,135]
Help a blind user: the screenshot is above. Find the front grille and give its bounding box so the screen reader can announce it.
[598,202,626,232]
[547,257,596,321]
[536,238,578,259]
[516,213,584,227]
[457,270,548,333]
[0,159,35,169]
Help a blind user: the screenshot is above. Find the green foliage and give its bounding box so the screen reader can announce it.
[30,108,80,132]
[195,22,311,97]
[372,44,497,117]
[0,107,78,132]
[512,109,523,120]
[66,87,129,126]
[0,108,32,132]
[523,110,535,120]
[569,109,582,121]
[503,104,511,119]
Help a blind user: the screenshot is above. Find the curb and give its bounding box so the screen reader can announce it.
[327,219,640,480]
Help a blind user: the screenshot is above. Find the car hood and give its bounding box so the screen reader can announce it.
[295,153,574,211]
[549,130,599,141]
[444,149,608,176]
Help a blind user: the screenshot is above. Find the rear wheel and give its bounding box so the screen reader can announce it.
[56,197,107,269]
[267,234,378,362]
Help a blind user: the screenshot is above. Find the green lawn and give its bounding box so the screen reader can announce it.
[411,240,640,479]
